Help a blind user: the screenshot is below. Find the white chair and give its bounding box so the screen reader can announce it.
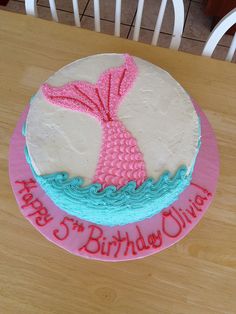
[202,8,236,62]
[25,0,185,50]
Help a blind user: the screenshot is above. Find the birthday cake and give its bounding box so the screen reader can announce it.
[10,53,220,261]
[23,53,200,226]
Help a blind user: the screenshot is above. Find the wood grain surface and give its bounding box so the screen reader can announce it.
[0,10,236,314]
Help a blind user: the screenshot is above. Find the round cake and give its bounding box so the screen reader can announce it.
[10,53,219,261]
[24,53,200,226]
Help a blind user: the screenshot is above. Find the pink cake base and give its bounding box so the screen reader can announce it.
[9,101,219,262]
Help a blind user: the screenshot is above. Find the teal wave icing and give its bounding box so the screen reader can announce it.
[22,122,26,137]
[23,110,201,226]
[24,147,193,226]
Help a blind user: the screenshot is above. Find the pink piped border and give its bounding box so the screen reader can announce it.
[9,101,219,262]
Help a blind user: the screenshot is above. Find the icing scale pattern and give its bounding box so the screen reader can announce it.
[93,120,147,188]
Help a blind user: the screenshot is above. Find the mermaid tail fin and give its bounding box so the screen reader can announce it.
[41,54,137,123]
[41,54,147,189]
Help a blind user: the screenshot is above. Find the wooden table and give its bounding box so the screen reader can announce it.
[0,10,235,314]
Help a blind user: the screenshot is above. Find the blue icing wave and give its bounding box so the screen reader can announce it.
[25,147,193,226]
[22,122,27,137]
[23,111,201,226]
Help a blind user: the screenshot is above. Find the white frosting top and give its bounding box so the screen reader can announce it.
[26,54,199,185]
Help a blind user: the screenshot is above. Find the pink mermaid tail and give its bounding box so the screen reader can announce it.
[42,54,147,189]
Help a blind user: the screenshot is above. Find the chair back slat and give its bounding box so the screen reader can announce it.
[49,0,58,22]
[115,0,122,37]
[170,0,184,49]
[133,0,144,41]
[226,33,236,61]
[94,0,101,32]
[25,0,37,16]
[151,0,168,46]
[72,0,81,27]
[202,8,236,61]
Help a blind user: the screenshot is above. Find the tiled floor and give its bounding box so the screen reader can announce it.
[1,0,235,62]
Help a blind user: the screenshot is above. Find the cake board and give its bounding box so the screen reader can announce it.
[9,101,219,262]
